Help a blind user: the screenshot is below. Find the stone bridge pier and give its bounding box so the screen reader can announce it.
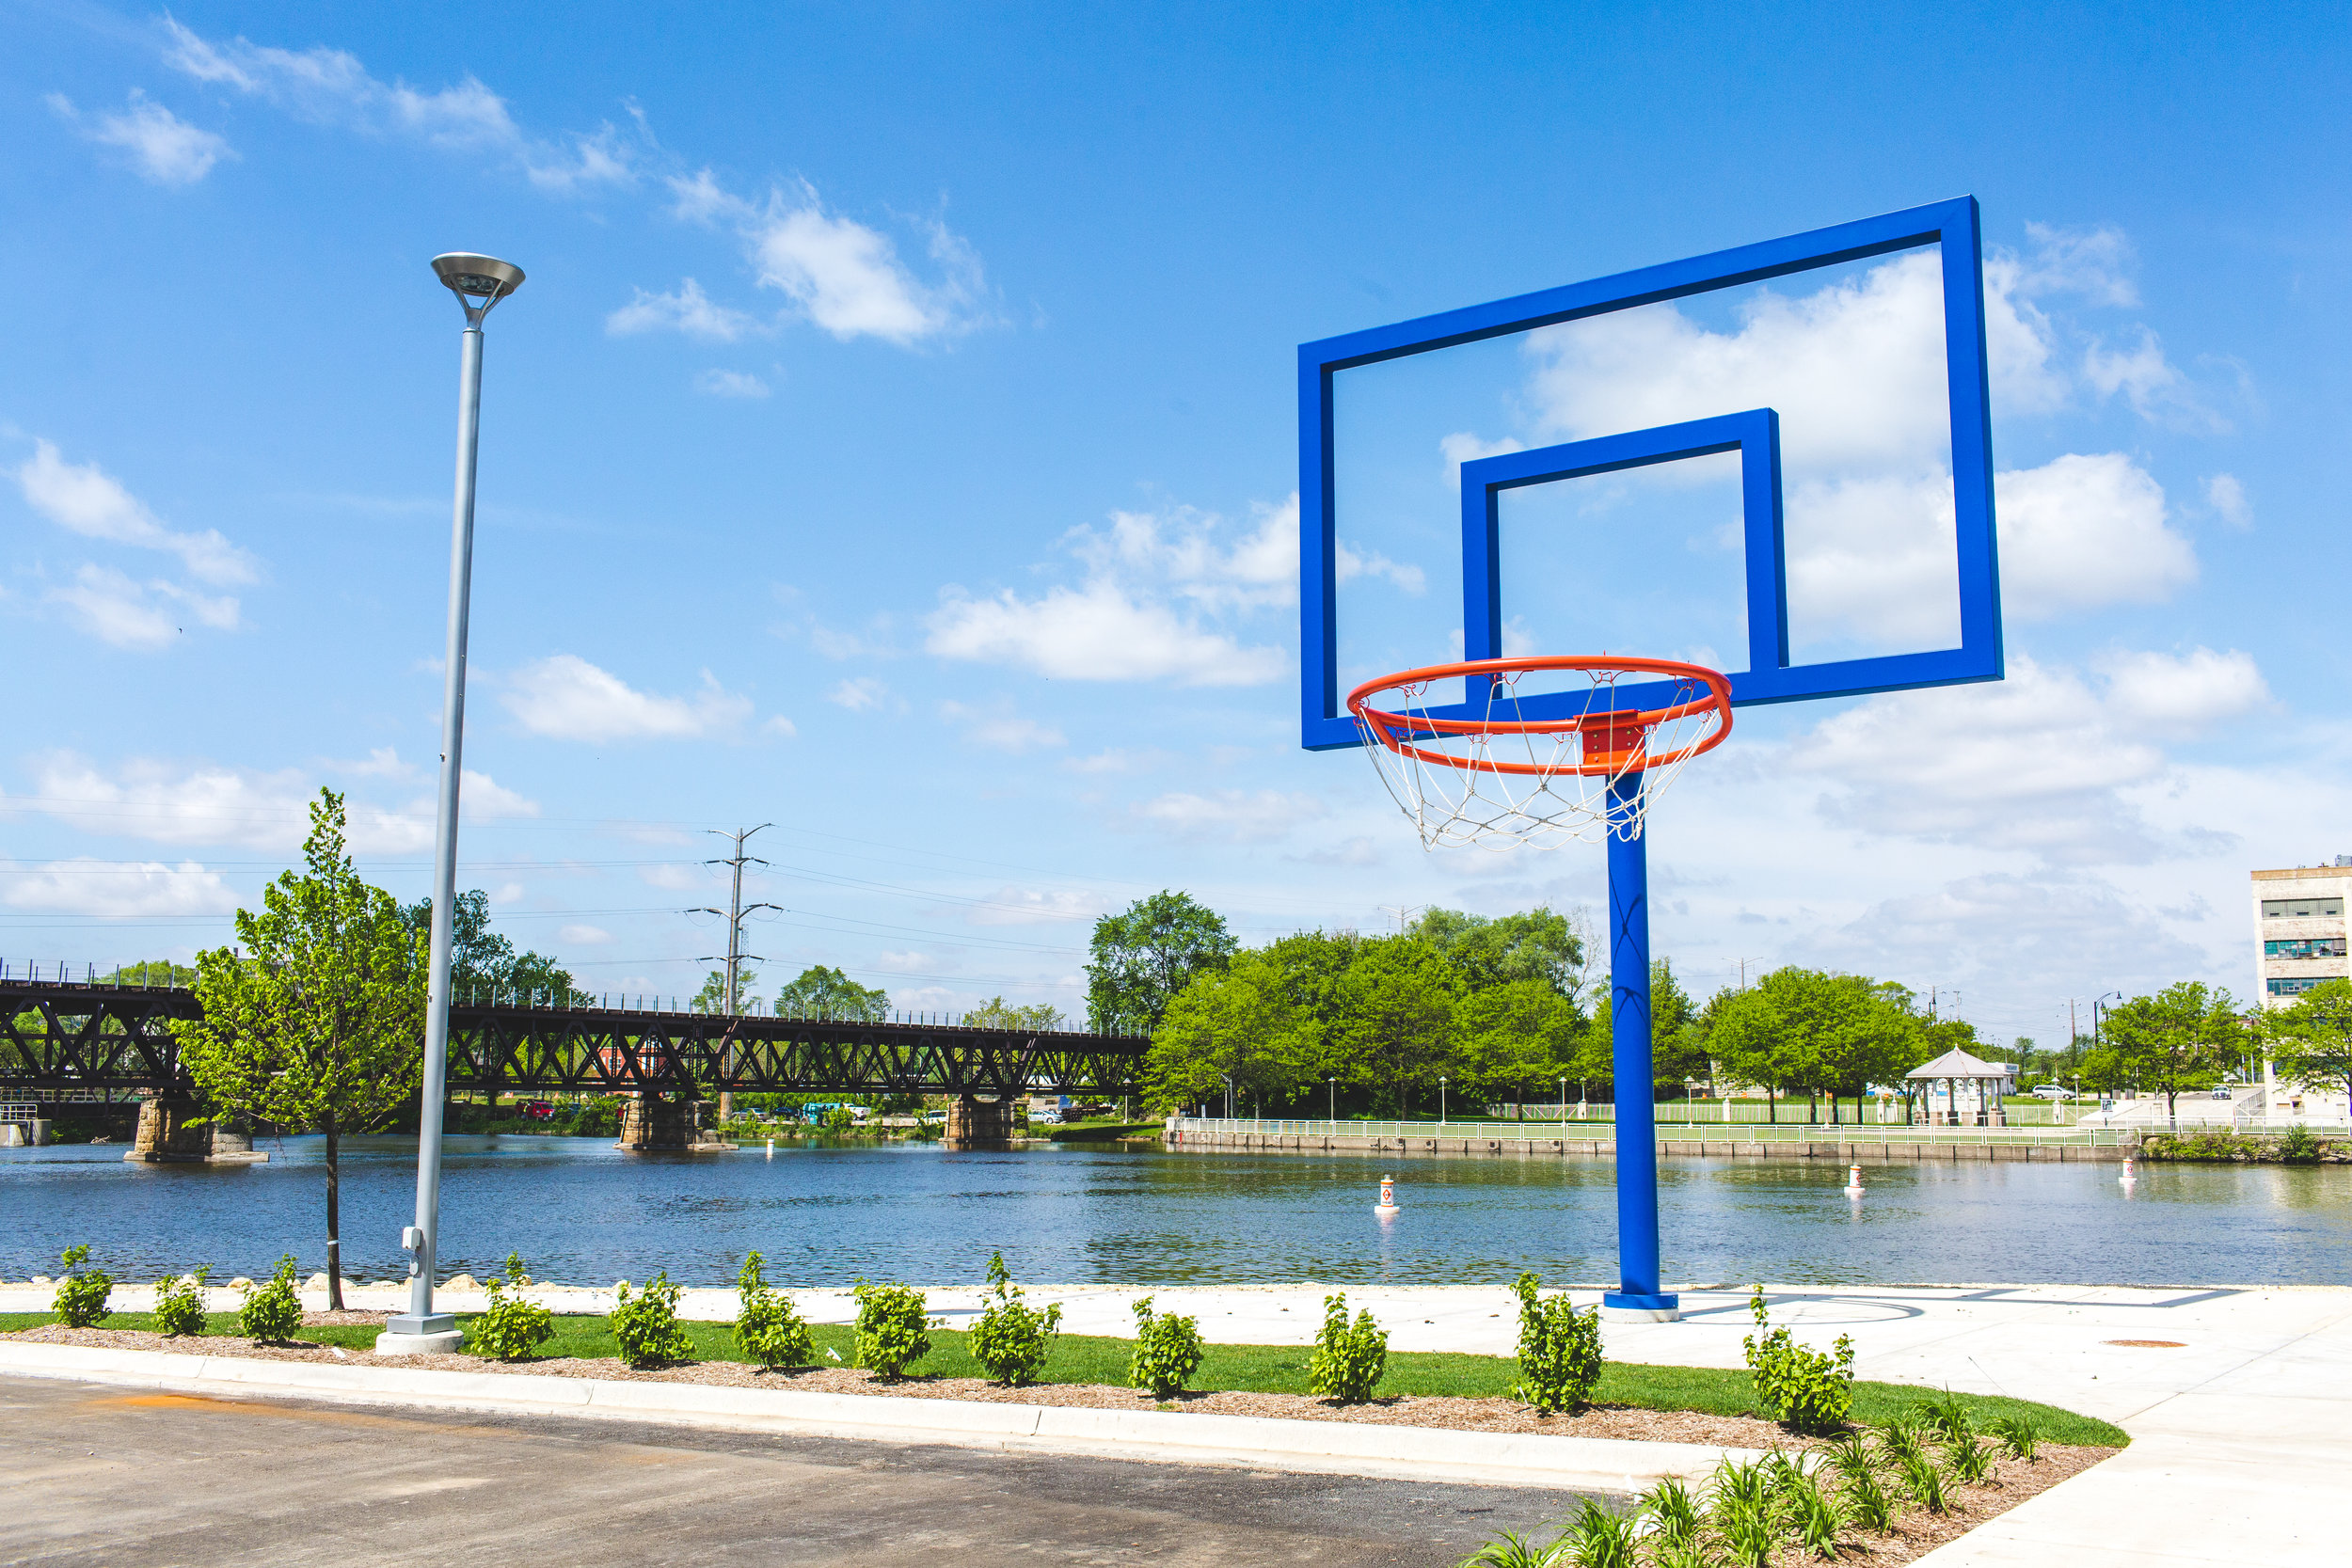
[127,1096,266,1164]
[616,1093,736,1153]
[945,1095,1015,1149]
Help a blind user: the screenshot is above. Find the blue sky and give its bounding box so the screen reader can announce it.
[4,1,2347,1048]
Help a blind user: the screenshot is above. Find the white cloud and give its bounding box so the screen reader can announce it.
[2082,328,2221,431]
[51,91,234,185]
[762,715,798,739]
[0,858,237,918]
[329,747,414,779]
[638,863,701,892]
[1133,789,1327,845]
[926,498,1304,686]
[558,924,612,945]
[2096,646,2270,735]
[459,770,541,820]
[939,701,1064,752]
[829,676,890,711]
[500,655,754,741]
[44,565,241,650]
[606,278,759,342]
[693,369,771,399]
[665,170,992,346]
[1787,650,2268,864]
[747,181,986,344]
[2204,473,2251,530]
[929,578,1285,686]
[1,754,459,853]
[1064,748,1170,775]
[964,888,1108,927]
[160,19,636,193]
[2012,223,2141,309]
[15,439,259,584]
[1996,452,2196,615]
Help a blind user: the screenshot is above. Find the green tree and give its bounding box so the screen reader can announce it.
[961,995,1068,1031]
[1408,907,1590,1002]
[1579,959,1702,1102]
[1149,953,1307,1114]
[1087,892,1235,1035]
[1456,978,1582,1116]
[691,966,761,1014]
[1332,938,1460,1117]
[774,964,892,1021]
[180,790,427,1309]
[2260,978,2352,1114]
[2104,982,2244,1121]
[399,888,581,1005]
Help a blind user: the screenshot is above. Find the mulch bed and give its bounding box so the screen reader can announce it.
[8,1322,2108,1560]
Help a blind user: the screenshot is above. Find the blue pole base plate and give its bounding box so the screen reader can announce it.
[1599,1291,1681,1323]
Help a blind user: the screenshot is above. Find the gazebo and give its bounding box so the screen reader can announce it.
[1906,1047,2017,1127]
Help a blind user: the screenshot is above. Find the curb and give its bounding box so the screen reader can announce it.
[0,1341,1754,1493]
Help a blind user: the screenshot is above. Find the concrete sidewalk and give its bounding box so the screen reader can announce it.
[9,1278,2346,1563]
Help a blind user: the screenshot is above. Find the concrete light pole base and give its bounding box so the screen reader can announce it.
[376,1313,464,1355]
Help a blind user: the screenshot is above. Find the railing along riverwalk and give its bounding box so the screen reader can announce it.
[1168,1116,2132,1162]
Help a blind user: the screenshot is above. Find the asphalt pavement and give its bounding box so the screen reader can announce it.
[0,1374,1576,1566]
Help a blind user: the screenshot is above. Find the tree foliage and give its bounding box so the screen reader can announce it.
[774,964,892,1021]
[2103,982,2244,1118]
[2258,978,2352,1109]
[961,995,1068,1031]
[399,886,581,1004]
[181,790,426,1308]
[1087,891,1236,1035]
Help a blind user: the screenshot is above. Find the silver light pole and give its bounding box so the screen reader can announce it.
[380,253,524,1354]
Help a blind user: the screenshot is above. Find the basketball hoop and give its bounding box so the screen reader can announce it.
[1347,656,1732,850]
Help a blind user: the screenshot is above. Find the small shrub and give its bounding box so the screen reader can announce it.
[1780,1470,1846,1559]
[1647,1541,1717,1568]
[969,1251,1061,1386]
[1638,1476,1701,1547]
[2280,1123,2320,1163]
[1840,1465,1898,1533]
[471,1251,556,1362]
[238,1255,303,1342]
[1454,1529,1568,1567]
[52,1244,114,1329]
[610,1271,695,1369]
[1989,1413,2042,1462]
[1563,1497,1639,1568]
[1825,1433,1876,1485]
[1307,1291,1388,1403]
[850,1279,932,1377]
[1946,1433,1996,1484]
[1875,1416,1927,1465]
[733,1251,816,1372]
[1508,1271,1603,1414]
[1914,1388,1975,1443]
[1128,1295,1205,1398]
[1896,1449,1949,1513]
[1714,1498,1778,1568]
[1742,1286,1854,1433]
[1709,1455,1773,1516]
[153,1266,211,1338]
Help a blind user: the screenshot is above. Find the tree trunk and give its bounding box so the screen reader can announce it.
[324,1110,343,1310]
[1768,1087,1777,1124]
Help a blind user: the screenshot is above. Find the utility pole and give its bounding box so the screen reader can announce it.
[691,824,782,1123]
[1376,904,1423,935]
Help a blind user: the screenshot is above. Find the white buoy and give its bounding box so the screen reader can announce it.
[2120,1155,2137,1188]
[1375,1174,1400,1215]
[1843,1164,1866,1196]
[766,1138,775,1160]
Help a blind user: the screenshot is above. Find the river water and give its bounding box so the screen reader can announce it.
[5,1137,2344,1289]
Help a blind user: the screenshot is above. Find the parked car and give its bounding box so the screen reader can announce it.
[519,1100,555,1119]
[2028,1085,2074,1101]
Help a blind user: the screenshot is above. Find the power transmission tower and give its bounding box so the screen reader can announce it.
[1376,904,1424,935]
[691,824,782,1121]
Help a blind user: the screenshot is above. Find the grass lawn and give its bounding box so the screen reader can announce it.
[0,1309,2125,1447]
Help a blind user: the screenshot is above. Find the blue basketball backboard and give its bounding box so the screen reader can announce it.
[1299,197,2002,750]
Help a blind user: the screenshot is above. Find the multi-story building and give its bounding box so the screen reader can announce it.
[2251,862,2352,1006]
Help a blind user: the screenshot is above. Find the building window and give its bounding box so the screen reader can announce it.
[2262,897,2346,918]
[2268,977,2327,996]
[2265,938,2349,958]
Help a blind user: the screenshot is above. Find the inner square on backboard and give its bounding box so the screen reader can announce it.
[1301,197,2002,751]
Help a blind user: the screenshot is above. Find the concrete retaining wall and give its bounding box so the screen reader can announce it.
[1165,1129,2129,1163]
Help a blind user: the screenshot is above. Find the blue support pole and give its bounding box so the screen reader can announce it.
[1603,771,1678,1319]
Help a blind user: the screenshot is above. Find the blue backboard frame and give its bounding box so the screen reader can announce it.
[1299,196,2002,751]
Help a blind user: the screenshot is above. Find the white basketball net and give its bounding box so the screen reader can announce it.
[1352,659,1729,851]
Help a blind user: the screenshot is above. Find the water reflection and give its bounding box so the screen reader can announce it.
[4,1137,2344,1288]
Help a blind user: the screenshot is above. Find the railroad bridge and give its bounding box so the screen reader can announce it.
[0,975,1148,1152]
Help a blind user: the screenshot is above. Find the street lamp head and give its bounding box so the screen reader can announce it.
[431,253,524,324]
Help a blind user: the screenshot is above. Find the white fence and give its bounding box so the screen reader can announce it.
[1173,1116,2131,1148]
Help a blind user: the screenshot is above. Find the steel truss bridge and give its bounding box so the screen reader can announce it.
[0,978,1148,1102]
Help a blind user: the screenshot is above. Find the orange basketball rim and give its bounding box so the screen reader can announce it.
[1346,656,1734,776]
